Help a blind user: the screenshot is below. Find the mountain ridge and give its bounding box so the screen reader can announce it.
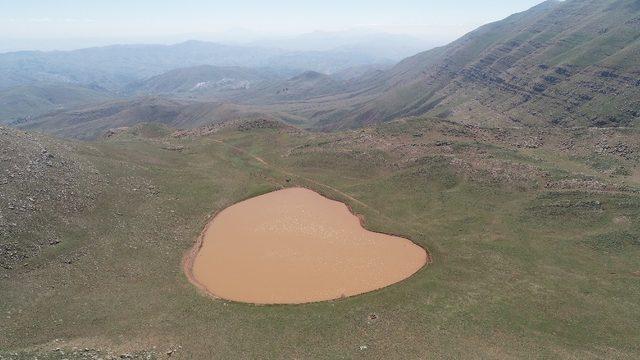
[0,40,393,92]
[312,0,640,129]
[12,0,640,137]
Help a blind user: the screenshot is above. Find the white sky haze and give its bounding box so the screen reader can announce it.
[0,0,547,51]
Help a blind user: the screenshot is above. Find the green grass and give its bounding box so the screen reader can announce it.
[584,231,640,252]
[2,126,640,359]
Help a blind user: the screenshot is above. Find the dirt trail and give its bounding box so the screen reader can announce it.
[213,139,380,214]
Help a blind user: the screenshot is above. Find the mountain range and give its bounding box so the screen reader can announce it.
[5,0,640,137]
[310,0,640,128]
[0,40,393,92]
[3,1,640,357]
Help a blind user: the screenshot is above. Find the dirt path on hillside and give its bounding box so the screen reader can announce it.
[212,139,382,215]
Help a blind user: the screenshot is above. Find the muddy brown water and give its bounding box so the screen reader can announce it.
[190,188,427,304]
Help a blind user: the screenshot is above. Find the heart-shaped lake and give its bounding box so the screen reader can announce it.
[188,187,428,304]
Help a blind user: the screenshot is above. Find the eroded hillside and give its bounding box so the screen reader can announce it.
[315,0,640,129]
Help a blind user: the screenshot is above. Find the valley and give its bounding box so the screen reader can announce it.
[2,118,640,358]
[1,0,640,358]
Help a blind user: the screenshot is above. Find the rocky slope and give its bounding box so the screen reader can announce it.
[315,0,640,129]
[10,0,640,136]
[0,126,102,271]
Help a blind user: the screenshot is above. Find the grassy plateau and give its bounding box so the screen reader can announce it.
[1,119,639,359]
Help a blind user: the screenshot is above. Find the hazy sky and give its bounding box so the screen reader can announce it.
[1,0,546,46]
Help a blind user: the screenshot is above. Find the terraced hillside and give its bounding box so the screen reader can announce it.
[316,0,640,128]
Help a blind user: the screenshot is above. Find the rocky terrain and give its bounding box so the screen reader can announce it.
[287,118,640,193]
[0,126,102,272]
[11,1,640,138]
[1,116,640,358]
[2,1,640,358]
[312,0,640,129]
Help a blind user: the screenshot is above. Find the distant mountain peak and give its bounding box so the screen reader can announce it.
[290,71,328,81]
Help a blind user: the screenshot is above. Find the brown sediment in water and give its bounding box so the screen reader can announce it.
[185,187,428,304]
